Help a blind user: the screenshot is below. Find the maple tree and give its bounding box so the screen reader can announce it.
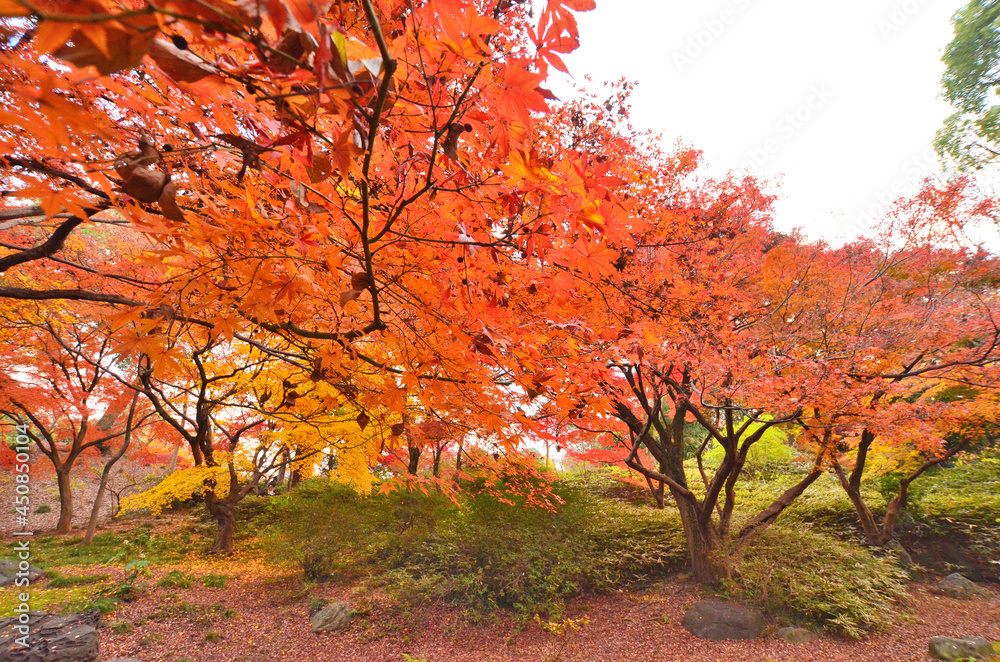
[756,179,1000,547]
[83,389,142,543]
[0,308,154,533]
[1,0,997,598]
[0,0,617,552]
[495,91,831,582]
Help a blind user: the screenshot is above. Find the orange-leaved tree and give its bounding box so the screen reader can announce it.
[0,0,633,530]
[755,179,1000,548]
[497,89,833,582]
[0,306,154,533]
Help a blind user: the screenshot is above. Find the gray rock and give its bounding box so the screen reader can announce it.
[310,602,352,633]
[681,599,764,641]
[0,559,45,587]
[0,611,100,662]
[777,626,819,644]
[931,573,991,600]
[886,540,917,573]
[928,635,996,661]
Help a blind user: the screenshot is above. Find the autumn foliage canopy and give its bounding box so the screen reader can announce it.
[1,0,999,575]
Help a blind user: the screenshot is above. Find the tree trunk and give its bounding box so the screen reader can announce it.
[275,449,287,488]
[674,493,722,583]
[167,443,180,473]
[642,473,665,509]
[289,448,304,488]
[453,440,463,487]
[205,493,236,555]
[832,462,882,545]
[55,468,74,534]
[84,468,112,544]
[432,444,443,478]
[407,444,421,475]
[878,494,906,546]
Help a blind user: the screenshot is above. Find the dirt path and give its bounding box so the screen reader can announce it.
[98,564,1000,662]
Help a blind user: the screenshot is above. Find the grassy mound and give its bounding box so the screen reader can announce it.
[724,524,909,639]
[254,476,686,620]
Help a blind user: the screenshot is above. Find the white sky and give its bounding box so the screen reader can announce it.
[551,0,975,243]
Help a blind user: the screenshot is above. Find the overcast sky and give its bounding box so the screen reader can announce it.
[550,0,973,243]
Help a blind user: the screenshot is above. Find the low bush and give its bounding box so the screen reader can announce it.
[257,477,685,620]
[908,455,1000,525]
[47,572,110,588]
[202,574,227,588]
[157,570,193,589]
[724,525,909,639]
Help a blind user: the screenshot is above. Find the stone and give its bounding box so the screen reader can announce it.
[928,636,996,661]
[0,611,100,662]
[681,599,764,641]
[886,540,917,573]
[777,626,819,644]
[310,602,352,633]
[931,573,991,600]
[0,559,45,588]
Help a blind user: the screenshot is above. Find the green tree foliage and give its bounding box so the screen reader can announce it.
[937,0,1000,170]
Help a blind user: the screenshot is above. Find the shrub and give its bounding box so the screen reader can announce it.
[908,456,1000,525]
[157,570,193,589]
[259,477,685,620]
[723,525,909,638]
[202,574,227,588]
[48,573,109,588]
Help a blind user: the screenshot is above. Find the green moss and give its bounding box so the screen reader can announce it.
[0,584,96,614]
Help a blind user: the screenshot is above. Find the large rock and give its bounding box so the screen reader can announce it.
[681,600,764,641]
[776,626,819,644]
[0,611,100,661]
[886,540,917,574]
[0,559,44,588]
[928,636,996,661]
[310,602,352,633]
[931,573,991,600]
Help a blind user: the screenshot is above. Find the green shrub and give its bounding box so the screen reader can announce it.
[111,621,132,634]
[157,570,193,589]
[259,477,685,620]
[724,525,909,639]
[35,504,51,514]
[909,456,1000,525]
[202,574,227,588]
[48,573,109,588]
